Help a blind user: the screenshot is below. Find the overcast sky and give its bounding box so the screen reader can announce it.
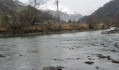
[19,0,111,15]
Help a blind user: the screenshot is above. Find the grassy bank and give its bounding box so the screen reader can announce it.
[0,23,109,37]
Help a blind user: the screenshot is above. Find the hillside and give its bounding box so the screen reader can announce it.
[0,0,22,8]
[0,0,22,13]
[92,0,119,19]
[0,0,23,24]
[79,0,119,23]
[0,0,53,25]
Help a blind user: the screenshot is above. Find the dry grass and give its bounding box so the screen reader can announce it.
[0,23,108,33]
[0,26,7,31]
[76,24,89,29]
[50,23,60,30]
[24,24,48,31]
[61,23,73,30]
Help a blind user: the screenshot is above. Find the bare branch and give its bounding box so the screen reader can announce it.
[29,0,49,8]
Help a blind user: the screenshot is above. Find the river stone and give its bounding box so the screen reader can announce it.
[0,54,6,57]
[112,60,119,64]
[115,28,119,31]
[97,54,111,60]
[85,61,94,65]
[101,31,108,34]
[114,43,119,48]
[43,66,62,70]
[95,67,99,69]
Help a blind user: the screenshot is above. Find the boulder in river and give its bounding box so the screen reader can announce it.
[53,59,63,61]
[101,43,104,45]
[85,61,94,65]
[97,54,112,60]
[43,66,63,70]
[101,29,119,34]
[95,67,99,69]
[111,60,119,64]
[114,42,119,48]
[111,49,116,52]
[101,31,109,34]
[0,54,6,57]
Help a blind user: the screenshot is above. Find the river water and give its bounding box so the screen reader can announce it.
[0,27,119,70]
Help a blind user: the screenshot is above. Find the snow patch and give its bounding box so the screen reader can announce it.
[39,4,78,15]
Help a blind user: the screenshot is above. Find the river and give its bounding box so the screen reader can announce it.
[0,27,119,70]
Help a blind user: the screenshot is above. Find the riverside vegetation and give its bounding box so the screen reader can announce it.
[0,5,109,37]
[0,0,119,37]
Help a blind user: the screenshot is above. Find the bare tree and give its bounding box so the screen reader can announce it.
[56,0,60,22]
[29,0,49,8]
[113,11,119,26]
[86,15,98,29]
[27,0,49,25]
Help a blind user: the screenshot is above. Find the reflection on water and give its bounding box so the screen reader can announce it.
[0,27,119,70]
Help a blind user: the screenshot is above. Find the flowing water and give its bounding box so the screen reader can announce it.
[0,27,119,70]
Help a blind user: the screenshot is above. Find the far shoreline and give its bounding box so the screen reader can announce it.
[0,28,108,38]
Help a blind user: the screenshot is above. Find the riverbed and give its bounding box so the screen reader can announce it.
[0,27,119,70]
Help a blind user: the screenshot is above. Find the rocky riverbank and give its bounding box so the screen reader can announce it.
[101,27,119,34]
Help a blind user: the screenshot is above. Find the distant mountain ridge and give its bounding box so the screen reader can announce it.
[39,5,78,14]
[49,10,82,22]
[39,3,82,21]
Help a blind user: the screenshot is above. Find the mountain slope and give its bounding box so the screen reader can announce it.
[0,0,15,13]
[0,0,22,13]
[79,0,119,23]
[92,0,119,19]
[1,0,22,7]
